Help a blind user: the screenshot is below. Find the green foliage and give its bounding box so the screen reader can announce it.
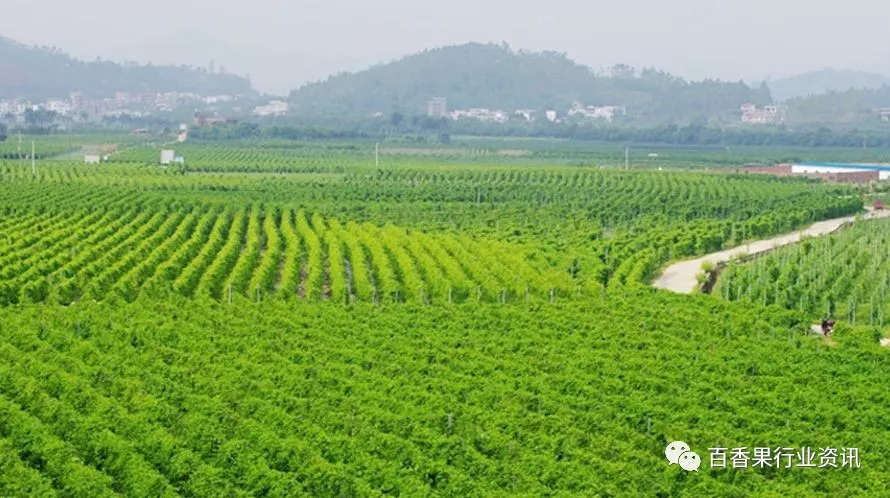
[0,294,886,496]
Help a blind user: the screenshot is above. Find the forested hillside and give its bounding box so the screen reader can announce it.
[289,43,771,125]
[0,36,253,99]
[769,69,890,101]
[786,85,890,125]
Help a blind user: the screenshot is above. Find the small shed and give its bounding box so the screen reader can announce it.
[84,154,101,164]
[160,149,175,165]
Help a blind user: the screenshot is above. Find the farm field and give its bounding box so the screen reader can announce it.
[0,134,150,160]
[715,216,890,325]
[0,157,862,303]
[109,138,890,171]
[0,138,888,496]
[1,294,888,497]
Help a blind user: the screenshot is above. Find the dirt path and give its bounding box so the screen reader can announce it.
[653,208,890,294]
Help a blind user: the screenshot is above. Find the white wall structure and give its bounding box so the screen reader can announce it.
[84,155,101,164]
[792,164,868,174]
[792,163,890,180]
[426,97,448,117]
[160,150,175,165]
[252,100,290,117]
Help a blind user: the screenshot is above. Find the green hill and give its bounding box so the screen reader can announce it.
[769,69,890,101]
[785,85,890,125]
[288,42,771,125]
[0,36,253,99]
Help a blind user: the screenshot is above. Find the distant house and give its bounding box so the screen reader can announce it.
[203,95,235,104]
[252,100,290,117]
[45,100,72,115]
[427,97,448,117]
[193,112,237,127]
[514,109,537,122]
[84,154,101,164]
[792,162,890,181]
[70,92,86,111]
[449,108,508,123]
[876,108,890,122]
[737,162,887,183]
[567,102,626,123]
[740,103,786,124]
[160,150,175,165]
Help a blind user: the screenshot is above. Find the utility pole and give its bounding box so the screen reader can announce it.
[17,132,22,161]
[375,142,380,168]
[31,141,35,176]
[625,145,629,169]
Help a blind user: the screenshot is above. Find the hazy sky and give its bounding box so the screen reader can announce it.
[3,0,889,94]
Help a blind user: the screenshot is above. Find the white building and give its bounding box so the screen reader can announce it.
[84,154,101,164]
[160,150,175,165]
[567,102,626,122]
[252,100,290,116]
[449,108,508,123]
[115,92,135,106]
[70,92,86,111]
[45,100,73,115]
[156,93,181,111]
[545,110,558,122]
[741,103,786,124]
[427,97,448,117]
[103,110,145,118]
[203,95,235,104]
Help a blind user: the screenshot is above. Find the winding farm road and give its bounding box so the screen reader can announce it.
[653,208,890,294]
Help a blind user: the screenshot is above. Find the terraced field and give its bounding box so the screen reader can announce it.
[0,204,578,305]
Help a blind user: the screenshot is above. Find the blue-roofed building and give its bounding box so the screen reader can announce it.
[792,162,890,181]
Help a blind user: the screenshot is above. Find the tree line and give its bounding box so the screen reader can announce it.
[187,118,890,149]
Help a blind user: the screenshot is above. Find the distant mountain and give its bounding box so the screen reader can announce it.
[0,36,253,100]
[768,69,890,101]
[288,42,771,125]
[784,85,890,125]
